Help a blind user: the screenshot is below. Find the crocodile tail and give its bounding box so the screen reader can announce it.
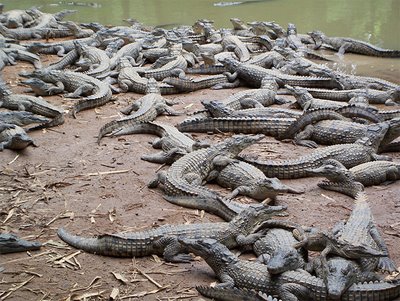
[57,228,138,257]
[196,286,279,301]
[317,180,364,199]
[345,279,400,301]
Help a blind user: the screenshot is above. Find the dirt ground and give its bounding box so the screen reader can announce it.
[0,50,399,301]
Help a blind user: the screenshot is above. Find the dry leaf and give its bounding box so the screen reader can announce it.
[200,210,205,219]
[110,288,119,300]
[2,208,16,224]
[71,290,106,300]
[108,207,116,223]
[151,255,161,263]
[111,272,128,285]
[91,216,95,224]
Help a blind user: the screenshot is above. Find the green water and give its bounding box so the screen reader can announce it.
[2,0,400,49]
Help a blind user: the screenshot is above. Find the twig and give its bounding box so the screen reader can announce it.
[1,250,52,265]
[7,154,19,165]
[135,267,163,288]
[82,169,130,177]
[0,276,34,300]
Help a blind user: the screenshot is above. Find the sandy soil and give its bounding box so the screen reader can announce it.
[0,51,399,301]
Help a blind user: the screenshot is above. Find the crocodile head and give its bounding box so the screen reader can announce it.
[216,134,265,157]
[8,133,35,150]
[382,117,400,145]
[232,204,287,232]
[0,233,41,254]
[178,238,238,270]
[201,100,232,117]
[252,177,293,200]
[314,256,358,300]
[219,57,240,71]
[267,248,305,274]
[305,159,351,182]
[308,30,325,49]
[262,21,285,37]
[230,18,247,30]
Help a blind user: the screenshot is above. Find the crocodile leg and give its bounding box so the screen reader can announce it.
[65,84,94,98]
[293,125,319,148]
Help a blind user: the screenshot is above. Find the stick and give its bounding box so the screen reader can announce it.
[135,267,163,288]
[83,169,130,177]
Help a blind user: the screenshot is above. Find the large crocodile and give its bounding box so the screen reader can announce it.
[179,237,400,301]
[28,69,112,117]
[149,134,265,221]
[309,30,400,57]
[57,204,285,263]
[239,137,390,179]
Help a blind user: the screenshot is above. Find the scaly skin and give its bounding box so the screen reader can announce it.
[97,78,178,144]
[29,69,112,117]
[0,233,41,254]
[102,121,204,165]
[150,135,265,221]
[162,74,234,92]
[0,124,34,151]
[253,228,307,274]
[220,57,341,89]
[215,160,302,202]
[139,55,187,81]
[75,42,111,79]
[21,78,64,96]
[196,286,279,301]
[222,33,251,62]
[0,111,49,127]
[310,30,400,57]
[57,205,285,262]
[239,138,387,179]
[109,41,143,69]
[179,238,400,301]
[0,23,72,40]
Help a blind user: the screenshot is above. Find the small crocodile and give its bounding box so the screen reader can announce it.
[215,159,302,202]
[0,123,34,151]
[29,69,112,117]
[306,159,400,197]
[0,233,41,254]
[162,74,239,92]
[57,204,285,262]
[97,78,179,144]
[149,134,265,221]
[0,111,49,127]
[309,30,400,57]
[179,237,400,301]
[220,57,341,89]
[21,78,64,96]
[253,228,307,274]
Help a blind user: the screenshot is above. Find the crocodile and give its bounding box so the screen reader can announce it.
[309,30,400,57]
[2,47,42,69]
[21,78,64,96]
[162,74,239,92]
[0,78,64,128]
[137,53,187,80]
[0,111,49,127]
[178,237,400,301]
[293,87,400,106]
[220,57,341,89]
[253,228,307,274]
[59,20,94,38]
[222,31,251,62]
[306,159,400,197]
[149,134,265,221]
[74,41,111,79]
[57,204,286,262]
[97,78,179,144]
[0,8,34,29]
[28,69,112,117]
[109,40,143,69]
[196,286,279,301]
[0,233,41,254]
[0,123,34,151]
[100,121,208,164]
[0,23,72,40]
[214,159,302,202]
[308,256,381,300]
[239,136,390,179]
[201,100,300,119]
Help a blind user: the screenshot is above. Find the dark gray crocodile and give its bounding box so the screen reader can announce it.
[29,69,112,117]
[0,23,72,40]
[0,123,34,151]
[57,204,285,262]
[0,78,64,128]
[215,159,302,202]
[306,159,400,197]
[220,57,341,89]
[21,78,64,96]
[99,121,208,165]
[0,233,41,254]
[115,57,178,94]
[239,136,390,179]
[179,237,400,301]
[162,74,239,92]
[149,134,265,221]
[309,30,400,57]
[97,78,179,144]
[0,111,49,127]
[253,228,307,274]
